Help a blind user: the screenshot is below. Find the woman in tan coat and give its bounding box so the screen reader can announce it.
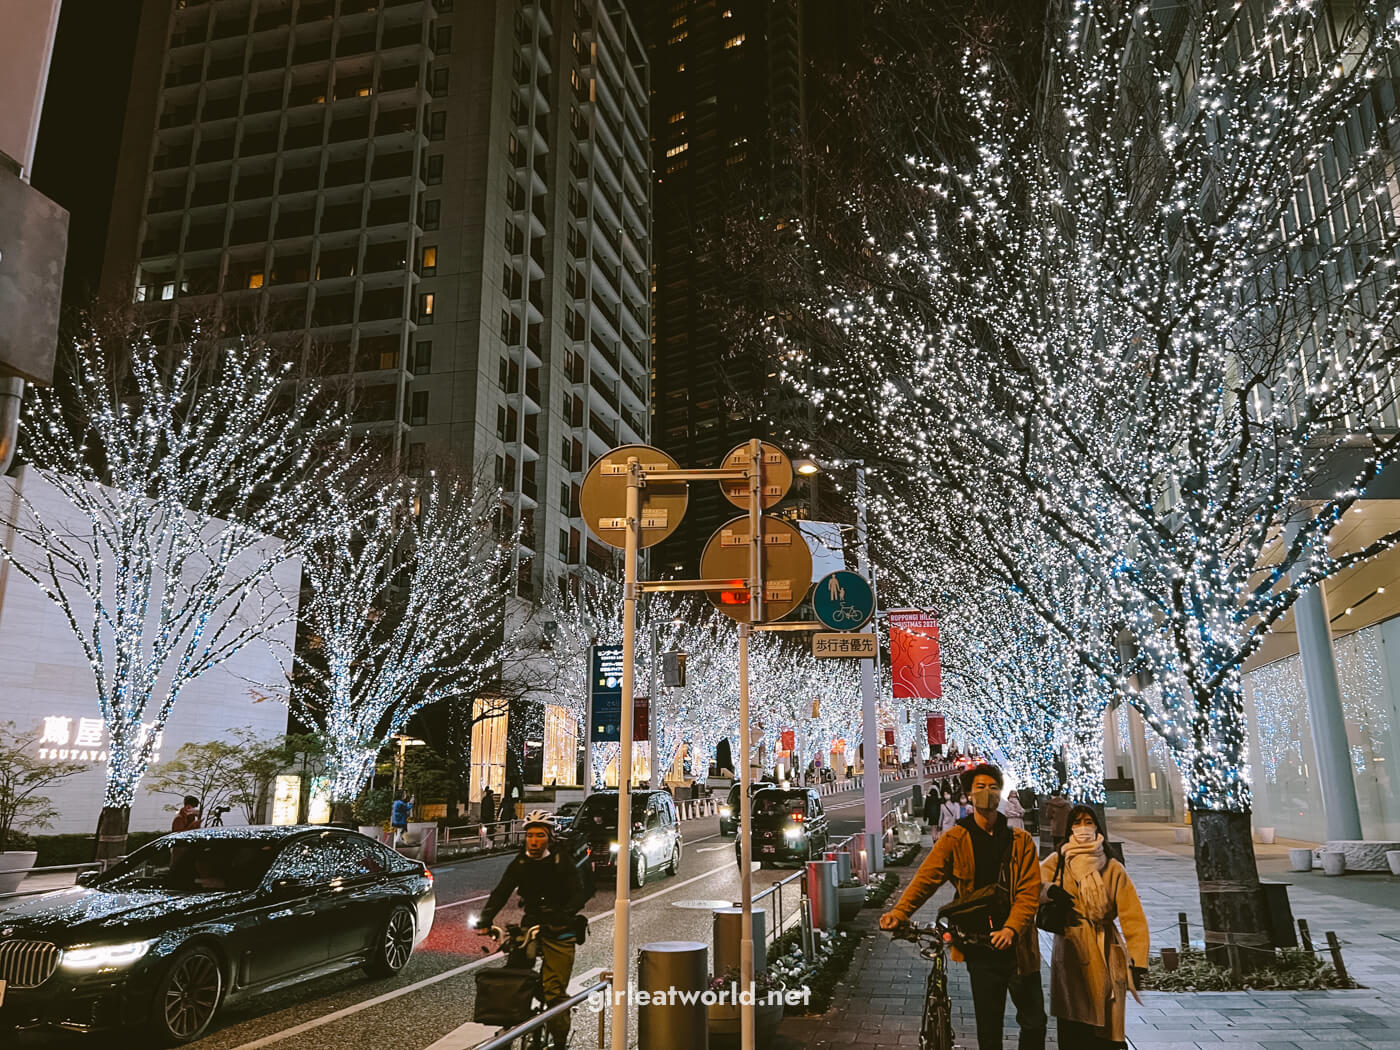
[1040,806,1149,1049]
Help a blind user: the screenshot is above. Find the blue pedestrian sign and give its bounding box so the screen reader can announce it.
[590,644,624,742]
[812,571,875,631]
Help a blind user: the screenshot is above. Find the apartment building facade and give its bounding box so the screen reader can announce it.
[103,0,651,603]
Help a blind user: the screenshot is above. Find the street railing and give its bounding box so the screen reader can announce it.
[0,860,106,903]
[473,977,611,1050]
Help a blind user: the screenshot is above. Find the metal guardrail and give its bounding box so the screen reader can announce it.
[473,977,611,1050]
[0,861,107,903]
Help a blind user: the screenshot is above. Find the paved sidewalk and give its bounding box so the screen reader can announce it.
[781,819,1400,1050]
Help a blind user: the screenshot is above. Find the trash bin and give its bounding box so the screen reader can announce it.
[638,941,708,1050]
[807,859,838,930]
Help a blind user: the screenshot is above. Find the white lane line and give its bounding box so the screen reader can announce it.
[437,892,490,910]
[225,951,505,1050]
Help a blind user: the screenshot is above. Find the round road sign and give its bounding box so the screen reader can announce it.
[718,441,794,510]
[579,444,688,550]
[700,515,813,623]
[812,571,876,631]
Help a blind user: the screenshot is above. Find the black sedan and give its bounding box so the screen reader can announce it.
[0,825,435,1046]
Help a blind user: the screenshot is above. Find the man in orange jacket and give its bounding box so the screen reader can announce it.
[881,763,1046,1050]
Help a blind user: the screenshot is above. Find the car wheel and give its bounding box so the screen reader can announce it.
[149,944,223,1046]
[668,843,681,875]
[364,903,416,978]
[631,853,647,888]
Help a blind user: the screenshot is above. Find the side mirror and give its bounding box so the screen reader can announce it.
[75,870,100,888]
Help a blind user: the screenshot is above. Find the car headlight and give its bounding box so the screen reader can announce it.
[61,939,159,970]
[609,842,621,853]
[784,827,804,840]
[720,806,732,817]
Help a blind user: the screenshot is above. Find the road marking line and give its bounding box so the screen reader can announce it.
[437,892,490,910]
[224,953,503,1050]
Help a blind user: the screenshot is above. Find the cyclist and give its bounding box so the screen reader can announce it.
[880,763,1046,1050]
[475,810,589,1049]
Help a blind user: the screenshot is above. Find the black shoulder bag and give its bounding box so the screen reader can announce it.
[936,830,1013,940]
[1036,852,1079,935]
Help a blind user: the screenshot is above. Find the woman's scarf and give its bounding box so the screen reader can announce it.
[1061,833,1110,922]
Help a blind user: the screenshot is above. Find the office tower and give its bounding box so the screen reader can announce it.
[646,0,820,574]
[102,0,651,602]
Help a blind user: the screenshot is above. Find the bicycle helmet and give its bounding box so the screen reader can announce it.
[523,809,557,837]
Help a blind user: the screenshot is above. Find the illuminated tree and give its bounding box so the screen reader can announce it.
[290,473,514,814]
[2,330,356,856]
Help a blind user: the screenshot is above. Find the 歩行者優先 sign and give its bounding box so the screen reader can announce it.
[590,644,624,742]
[811,570,875,631]
[811,632,876,659]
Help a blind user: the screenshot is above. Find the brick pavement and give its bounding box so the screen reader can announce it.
[780,820,1400,1050]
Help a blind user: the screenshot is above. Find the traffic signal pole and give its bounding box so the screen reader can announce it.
[610,455,641,1050]
[739,436,764,1050]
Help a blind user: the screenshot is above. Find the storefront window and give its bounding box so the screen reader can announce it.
[471,695,507,802]
[543,704,578,786]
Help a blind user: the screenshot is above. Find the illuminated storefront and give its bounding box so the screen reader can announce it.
[542,705,579,786]
[470,695,508,803]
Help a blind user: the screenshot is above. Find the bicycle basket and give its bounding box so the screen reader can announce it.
[474,967,540,1025]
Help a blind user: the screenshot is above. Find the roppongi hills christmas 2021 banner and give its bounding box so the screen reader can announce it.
[888,609,941,700]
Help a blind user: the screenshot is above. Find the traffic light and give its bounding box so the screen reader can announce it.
[662,650,687,687]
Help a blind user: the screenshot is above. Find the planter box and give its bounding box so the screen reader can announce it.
[1172,828,1191,844]
[1288,848,1313,872]
[0,851,38,894]
[1386,850,1400,876]
[708,1001,784,1047]
[1321,851,1346,876]
[837,885,865,922]
[1255,827,1276,844]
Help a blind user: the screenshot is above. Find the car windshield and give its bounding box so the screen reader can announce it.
[752,793,805,817]
[576,793,652,831]
[95,837,281,893]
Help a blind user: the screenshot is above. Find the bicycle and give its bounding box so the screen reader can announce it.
[477,923,548,1049]
[888,918,988,1050]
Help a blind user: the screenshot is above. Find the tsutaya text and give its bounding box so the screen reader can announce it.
[35,715,163,764]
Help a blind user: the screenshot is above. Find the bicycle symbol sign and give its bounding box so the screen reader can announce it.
[812,571,875,631]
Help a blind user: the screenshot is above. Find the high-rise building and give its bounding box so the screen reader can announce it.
[645,0,827,574]
[101,0,651,602]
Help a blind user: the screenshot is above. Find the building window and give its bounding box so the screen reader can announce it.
[430,68,450,98]
[435,25,452,53]
[247,272,265,289]
[494,453,505,483]
[559,529,569,559]
[428,111,447,141]
[434,0,454,10]
[426,154,444,184]
[160,282,175,300]
[418,291,435,322]
[724,33,745,48]
[422,198,440,230]
[560,482,569,513]
[676,61,686,72]
[414,340,432,375]
[420,245,438,275]
[665,142,688,158]
[409,390,429,425]
[407,441,425,474]
[668,111,686,124]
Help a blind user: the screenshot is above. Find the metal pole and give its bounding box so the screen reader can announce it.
[610,456,641,1050]
[855,465,884,870]
[649,623,660,788]
[739,436,764,1050]
[584,646,595,798]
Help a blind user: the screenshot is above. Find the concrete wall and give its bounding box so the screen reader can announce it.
[0,467,297,835]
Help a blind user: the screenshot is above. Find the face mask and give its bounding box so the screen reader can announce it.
[1073,825,1097,843]
[970,787,1001,811]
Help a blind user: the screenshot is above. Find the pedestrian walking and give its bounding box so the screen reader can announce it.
[936,790,960,833]
[880,763,1047,1050]
[1041,806,1149,1049]
[922,788,940,827]
[391,790,412,846]
[1045,789,1072,848]
[958,792,973,819]
[1001,790,1025,830]
[480,785,497,842]
[171,796,202,832]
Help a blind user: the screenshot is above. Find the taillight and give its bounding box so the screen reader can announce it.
[424,868,434,885]
[791,812,804,822]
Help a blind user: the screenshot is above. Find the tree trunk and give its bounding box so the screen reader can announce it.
[1191,808,1274,972]
[94,806,131,864]
[329,800,355,826]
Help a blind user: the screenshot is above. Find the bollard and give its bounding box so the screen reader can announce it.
[1325,931,1350,985]
[806,859,838,930]
[1177,912,1190,951]
[824,850,853,883]
[712,907,767,978]
[912,782,923,813]
[637,941,709,1050]
[1160,947,1179,971]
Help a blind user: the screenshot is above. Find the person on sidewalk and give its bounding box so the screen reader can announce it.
[391,790,412,846]
[1001,789,1026,831]
[880,763,1047,1050]
[171,796,202,832]
[480,786,497,843]
[1041,806,1149,1049]
[936,789,961,834]
[476,812,589,1049]
[1045,788,1072,848]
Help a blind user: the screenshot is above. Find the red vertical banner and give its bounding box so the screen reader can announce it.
[927,713,946,748]
[633,697,649,742]
[888,610,942,700]
[780,728,795,751]
[883,728,895,747]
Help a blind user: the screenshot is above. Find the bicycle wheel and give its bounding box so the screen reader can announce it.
[920,956,955,1050]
